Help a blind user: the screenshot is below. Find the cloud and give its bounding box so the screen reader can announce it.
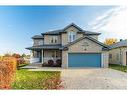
[88,6,127,42]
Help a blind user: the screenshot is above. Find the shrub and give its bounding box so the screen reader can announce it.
[0,57,16,89]
[17,58,25,64]
[42,62,48,67]
[56,59,62,67]
[48,60,54,66]
[43,75,63,89]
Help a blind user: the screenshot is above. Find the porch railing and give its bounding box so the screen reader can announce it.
[30,57,40,63]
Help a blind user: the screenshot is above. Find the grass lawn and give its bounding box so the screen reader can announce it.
[109,64,127,73]
[11,69,62,89]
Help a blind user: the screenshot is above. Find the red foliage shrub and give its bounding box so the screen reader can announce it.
[56,59,62,67]
[17,58,25,64]
[48,60,54,66]
[43,76,64,89]
[0,57,16,89]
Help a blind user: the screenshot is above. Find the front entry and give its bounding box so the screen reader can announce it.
[126,52,127,65]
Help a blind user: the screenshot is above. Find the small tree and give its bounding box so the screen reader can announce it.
[104,38,118,45]
[21,53,26,58]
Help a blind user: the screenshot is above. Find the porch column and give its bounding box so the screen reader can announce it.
[42,49,44,63]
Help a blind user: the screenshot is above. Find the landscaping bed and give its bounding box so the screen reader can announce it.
[12,69,63,89]
[109,64,127,73]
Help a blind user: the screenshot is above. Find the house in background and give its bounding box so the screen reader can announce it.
[109,40,127,66]
[26,23,109,68]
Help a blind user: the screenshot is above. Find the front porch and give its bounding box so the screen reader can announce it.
[30,49,62,67]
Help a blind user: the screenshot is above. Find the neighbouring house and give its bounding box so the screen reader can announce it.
[109,40,127,66]
[26,23,109,68]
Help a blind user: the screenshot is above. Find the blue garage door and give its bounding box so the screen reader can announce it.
[68,53,101,67]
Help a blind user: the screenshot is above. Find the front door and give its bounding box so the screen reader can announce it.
[126,52,127,65]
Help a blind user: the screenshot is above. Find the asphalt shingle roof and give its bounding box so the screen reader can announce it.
[42,29,63,35]
[26,44,62,50]
[32,35,44,39]
[109,40,127,49]
[41,23,101,35]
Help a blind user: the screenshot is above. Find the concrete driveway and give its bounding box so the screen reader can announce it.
[61,68,127,89]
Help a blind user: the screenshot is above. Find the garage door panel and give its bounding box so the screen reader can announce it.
[68,53,101,67]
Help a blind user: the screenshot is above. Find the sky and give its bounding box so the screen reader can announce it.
[0,6,127,55]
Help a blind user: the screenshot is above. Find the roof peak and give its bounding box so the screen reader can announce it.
[63,23,83,31]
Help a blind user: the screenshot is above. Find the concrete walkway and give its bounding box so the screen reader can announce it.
[21,63,62,71]
[21,63,42,69]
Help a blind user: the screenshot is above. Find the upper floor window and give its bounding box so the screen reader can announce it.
[34,39,43,46]
[109,54,112,59]
[68,31,76,42]
[51,36,58,43]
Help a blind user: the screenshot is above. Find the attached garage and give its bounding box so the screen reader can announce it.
[68,53,101,67]
[61,36,109,68]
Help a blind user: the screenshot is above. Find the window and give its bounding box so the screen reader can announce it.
[51,36,58,43]
[116,53,119,60]
[109,54,112,59]
[38,40,43,45]
[51,38,54,43]
[34,39,43,45]
[68,31,76,42]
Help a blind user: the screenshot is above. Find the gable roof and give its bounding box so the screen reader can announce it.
[109,39,127,49]
[41,23,101,35]
[63,23,84,32]
[61,36,109,51]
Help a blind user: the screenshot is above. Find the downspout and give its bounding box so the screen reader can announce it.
[119,47,122,65]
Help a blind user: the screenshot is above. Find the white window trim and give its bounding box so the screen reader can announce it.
[68,31,76,42]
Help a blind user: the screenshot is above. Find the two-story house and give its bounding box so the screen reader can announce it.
[26,23,109,68]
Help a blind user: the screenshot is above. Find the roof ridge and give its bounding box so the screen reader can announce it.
[41,23,101,35]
